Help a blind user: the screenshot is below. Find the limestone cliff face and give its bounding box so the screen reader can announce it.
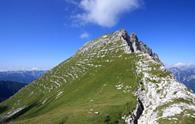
[111,29,160,61]
[117,29,195,124]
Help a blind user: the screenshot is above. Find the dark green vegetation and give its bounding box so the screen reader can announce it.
[0,81,26,102]
[0,37,140,124]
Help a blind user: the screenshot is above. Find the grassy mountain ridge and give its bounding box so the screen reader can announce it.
[0,30,140,124]
[0,29,195,124]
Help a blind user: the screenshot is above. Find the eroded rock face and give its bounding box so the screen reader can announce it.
[135,53,195,124]
[111,30,160,62]
[78,29,159,57]
[109,29,195,124]
[124,98,144,124]
[130,33,138,43]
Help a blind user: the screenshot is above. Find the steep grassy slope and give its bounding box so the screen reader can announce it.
[0,31,139,124]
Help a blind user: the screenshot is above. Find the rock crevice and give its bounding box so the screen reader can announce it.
[124,98,144,124]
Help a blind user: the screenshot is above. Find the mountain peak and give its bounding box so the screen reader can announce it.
[113,29,138,43]
[115,28,128,34]
[114,29,161,63]
[1,29,194,124]
[130,32,138,42]
[79,29,161,64]
[113,28,129,39]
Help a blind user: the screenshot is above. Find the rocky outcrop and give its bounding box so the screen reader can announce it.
[135,53,195,124]
[115,29,161,63]
[79,29,161,64]
[124,98,144,124]
[116,29,195,124]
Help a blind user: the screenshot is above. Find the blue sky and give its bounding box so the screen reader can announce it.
[0,0,195,71]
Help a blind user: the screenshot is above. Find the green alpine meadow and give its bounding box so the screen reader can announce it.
[0,29,195,124]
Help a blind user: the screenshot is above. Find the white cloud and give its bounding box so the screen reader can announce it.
[80,32,89,39]
[31,67,39,70]
[172,62,186,68]
[65,0,78,5]
[169,62,195,69]
[76,0,142,27]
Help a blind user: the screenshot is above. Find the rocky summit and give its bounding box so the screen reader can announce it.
[0,29,195,124]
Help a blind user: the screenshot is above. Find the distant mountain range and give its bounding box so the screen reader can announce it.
[0,81,26,102]
[0,70,46,103]
[0,70,46,84]
[168,65,195,92]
